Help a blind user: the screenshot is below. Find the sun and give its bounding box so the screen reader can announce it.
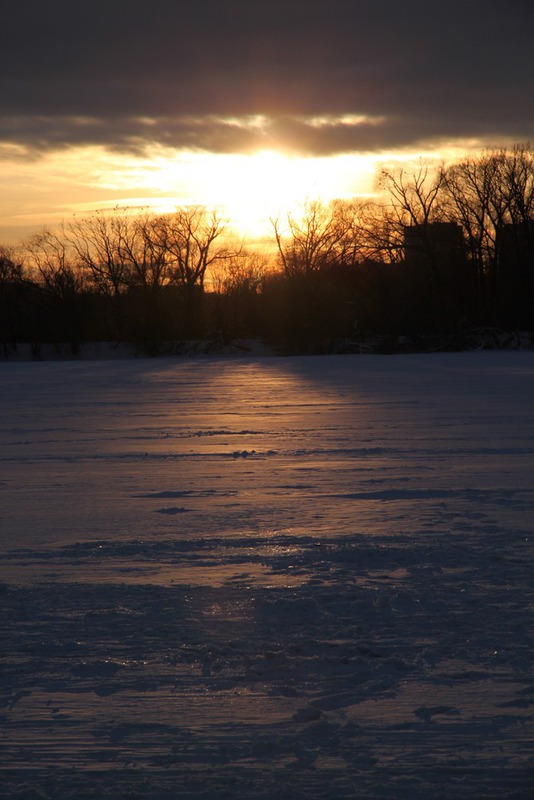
[203,150,308,235]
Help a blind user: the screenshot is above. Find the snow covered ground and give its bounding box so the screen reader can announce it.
[1,352,533,799]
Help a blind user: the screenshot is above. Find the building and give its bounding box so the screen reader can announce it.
[403,222,466,269]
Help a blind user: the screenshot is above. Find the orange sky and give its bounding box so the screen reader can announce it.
[0,141,491,245]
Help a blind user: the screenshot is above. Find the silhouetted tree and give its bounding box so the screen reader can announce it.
[443,146,534,326]
[24,230,87,349]
[271,200,358,277]
[66,214,131,338]
[210,249,269,342]
[379,164,476,331]
[107,214,174,345]
[379,164,448,266]
[3,146,534,353]
[0,245,24,284]
[0,245,31,352]
[348,202,404,264]
[150,207,228,336]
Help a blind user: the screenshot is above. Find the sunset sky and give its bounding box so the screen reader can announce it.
[2,0,534,243]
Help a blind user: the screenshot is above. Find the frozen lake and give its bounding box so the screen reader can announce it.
[1,352,533,798]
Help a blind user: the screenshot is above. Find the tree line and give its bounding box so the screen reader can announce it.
[1,145,534,356]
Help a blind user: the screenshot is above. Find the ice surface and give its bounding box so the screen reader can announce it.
[0,352,533,798]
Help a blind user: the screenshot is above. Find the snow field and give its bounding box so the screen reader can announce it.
[0,353,533,798]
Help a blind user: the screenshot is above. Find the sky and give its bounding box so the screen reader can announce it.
[2,0,534,242]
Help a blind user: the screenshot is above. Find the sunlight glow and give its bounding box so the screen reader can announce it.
[0,145,377,242]
[0,137,495,244]
[145,149,377,237]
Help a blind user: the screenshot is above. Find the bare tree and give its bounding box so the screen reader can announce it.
[211,247,268,296]
[379,163,473,329]
[67,214,129,300]
[379,164,451,270]
[443,146,534,322]
[443,153,504,280]
[0,245,29,351]
[152,207,228,295]
[209,247,270,342]
[379,163,447,229]
[25,229,84,300]
[65,213,141,339]
[23,229,87,349]
[113,214,172,292]
[499,144,534,225]
[0,244,24,284]
[339,200,405,265]
[271,200,357,278]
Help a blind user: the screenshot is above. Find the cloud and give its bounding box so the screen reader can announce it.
[2,0,534,158]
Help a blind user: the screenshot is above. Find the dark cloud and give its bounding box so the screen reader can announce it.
[2,0,534,157]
